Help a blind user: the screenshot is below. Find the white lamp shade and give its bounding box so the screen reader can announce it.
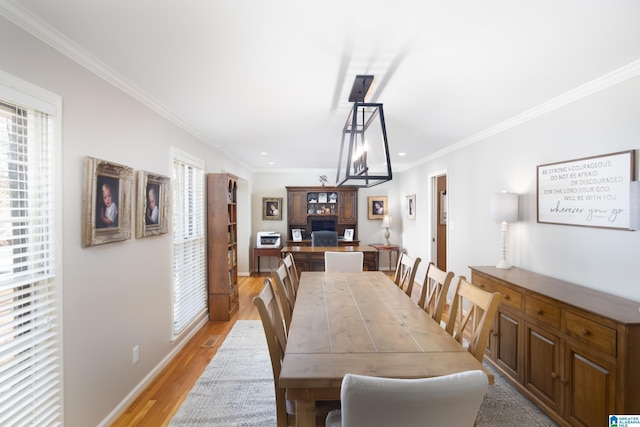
[630,181,640,231]
[490,192,519,223]
[381,215,392,228]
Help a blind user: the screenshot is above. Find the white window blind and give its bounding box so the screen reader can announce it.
[0,100,61,425]
[172,152,207,336]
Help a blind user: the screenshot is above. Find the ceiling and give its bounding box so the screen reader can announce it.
[5,1,640,173]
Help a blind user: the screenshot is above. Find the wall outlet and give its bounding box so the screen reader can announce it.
[132,345,139,364]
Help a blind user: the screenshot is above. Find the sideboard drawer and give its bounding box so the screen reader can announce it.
[472,273,495,292]
[564,311,616,356]
[495,283,522,310]
[525,296,560,329]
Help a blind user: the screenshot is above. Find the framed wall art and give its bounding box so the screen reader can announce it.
[136,170,170,238]
[82,156,134,247]
[263,197,282,220]
[537,150,635,229]
[407,194,416,220]
[368,196,387,220]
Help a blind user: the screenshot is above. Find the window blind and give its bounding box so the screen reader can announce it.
[171,152,207,336]
[0,101,62,425]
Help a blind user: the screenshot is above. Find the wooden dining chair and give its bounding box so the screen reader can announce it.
[281,253,300,294]
[325,370,489,427]
[271,263,296,331]
[445,276,503,362]
[255,278,339,427]
[393,252,421,297]
[417,262,454,325]
[325,251,364,272]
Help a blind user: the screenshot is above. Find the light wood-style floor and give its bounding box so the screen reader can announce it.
[111,275,264,427]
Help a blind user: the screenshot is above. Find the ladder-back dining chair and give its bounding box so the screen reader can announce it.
[255,278,340,427]
[271,263,295,331]
[418,262,454,325]
[393,253,421,297]
[445,276,503,362]
[325,370,489,427]
[281,253,300,294]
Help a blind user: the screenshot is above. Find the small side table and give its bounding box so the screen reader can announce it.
[253,247,282,274]
[369,244,401,272]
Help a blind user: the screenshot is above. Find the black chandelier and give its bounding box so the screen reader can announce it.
[336,75,392,187]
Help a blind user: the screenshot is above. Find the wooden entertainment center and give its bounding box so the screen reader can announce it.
[470,266,640,427]
[285,186,358,246]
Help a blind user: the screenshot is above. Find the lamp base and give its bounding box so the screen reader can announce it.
[384,228,390,246]
[496,259,512,270]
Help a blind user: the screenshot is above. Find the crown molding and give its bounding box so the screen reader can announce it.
[401,58,640,171]
[0,0,255,172]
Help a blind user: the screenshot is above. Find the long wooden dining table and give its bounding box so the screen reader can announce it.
[279,271,494,427]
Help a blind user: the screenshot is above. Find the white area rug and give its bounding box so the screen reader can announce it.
[169,320,557,426]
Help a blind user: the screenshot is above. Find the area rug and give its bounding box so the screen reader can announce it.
[169,320,558,426]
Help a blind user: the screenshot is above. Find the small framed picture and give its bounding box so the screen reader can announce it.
[263,197,282,220]
[292,228,302,242]
[82,156,134,247]
[407,194,416,220]
[136,170,170,238]
[368,196,388,220]
[344,229,354,241]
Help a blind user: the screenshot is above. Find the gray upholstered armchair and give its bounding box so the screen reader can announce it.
[311,231,339,247]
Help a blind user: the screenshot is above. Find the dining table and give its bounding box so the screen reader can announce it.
[279,271,494,427]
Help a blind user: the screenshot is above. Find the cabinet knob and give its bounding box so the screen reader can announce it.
[560,378,569,385]
[479,283,485,288]
[536,309,543,315]
[550,372,557,379]
[581,328,590,336]
[503,293,510,300]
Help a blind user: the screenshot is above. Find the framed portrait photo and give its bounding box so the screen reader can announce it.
[136,170,170,238]
[263,197,282,220]
[344,228,354,241]
[407,194,416,220]
[292,228,302,242]
[82,156,134,247]
[368,196,388,220]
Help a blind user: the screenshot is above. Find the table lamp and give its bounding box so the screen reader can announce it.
[490,192,519,269]
[381,214,392,245]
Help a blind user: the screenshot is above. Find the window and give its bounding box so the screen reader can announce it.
[171,150,207,336]
[0,95,61,424]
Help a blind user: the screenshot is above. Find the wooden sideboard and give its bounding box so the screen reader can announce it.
[281,246,378,272]
[470,266,640,427]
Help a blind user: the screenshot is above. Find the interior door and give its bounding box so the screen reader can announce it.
[435,175,447,270]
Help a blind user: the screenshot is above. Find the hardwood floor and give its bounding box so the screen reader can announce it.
[111,275,265,427]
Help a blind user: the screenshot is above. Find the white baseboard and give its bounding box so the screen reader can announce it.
[97,314,209,426]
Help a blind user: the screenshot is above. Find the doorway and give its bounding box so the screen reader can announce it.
[432,174,447,271]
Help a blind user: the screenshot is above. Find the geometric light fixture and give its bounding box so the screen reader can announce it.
[336,75,392,187]
[490,191,519,269]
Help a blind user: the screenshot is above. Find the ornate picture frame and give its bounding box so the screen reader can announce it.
[136,170,170,238]
[263,197,282,220]
[82,156,134,247]
[368,196,388,220]
[407,194,416,220]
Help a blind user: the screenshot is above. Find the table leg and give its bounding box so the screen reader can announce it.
[296,400,315,427]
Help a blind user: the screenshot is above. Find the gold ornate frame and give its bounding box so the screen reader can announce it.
[368,196,388,220]
[136,170,170,238]
[82,156,134,247]
[263,197,282,220]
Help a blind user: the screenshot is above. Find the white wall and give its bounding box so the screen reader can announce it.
[396,74,640,302]
[3,11,640,427]
[1,18,252,426]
